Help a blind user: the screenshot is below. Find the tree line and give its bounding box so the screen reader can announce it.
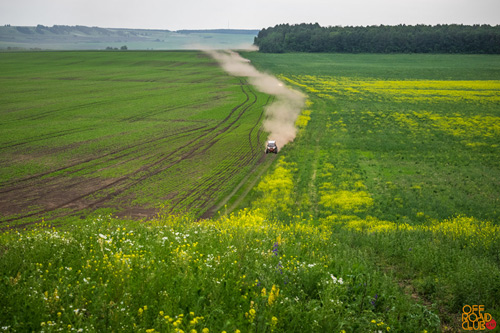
[254,23,500,54]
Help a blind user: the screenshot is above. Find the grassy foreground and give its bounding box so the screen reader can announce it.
[1,53,500,332]
[0,194,439,332]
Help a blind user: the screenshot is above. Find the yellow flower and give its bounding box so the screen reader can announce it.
[268,285,280,306]
[202,329,209,333]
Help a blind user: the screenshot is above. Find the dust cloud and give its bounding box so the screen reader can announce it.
[206,50,306,146]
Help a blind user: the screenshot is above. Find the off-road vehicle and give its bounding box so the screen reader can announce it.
[265,140,278,154]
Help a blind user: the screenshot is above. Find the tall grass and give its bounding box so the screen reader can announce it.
[0,202,440,332]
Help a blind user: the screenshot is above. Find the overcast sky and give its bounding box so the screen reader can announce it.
[1,0,499,30]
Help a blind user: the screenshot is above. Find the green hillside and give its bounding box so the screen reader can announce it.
[0,25,258,50]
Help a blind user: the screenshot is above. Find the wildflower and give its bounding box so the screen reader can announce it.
[272,242,279,256]
[276,261,283,274]
[330,274,344,284]
[246,308,256,322]
[202,329,209,333]
[268,285,280,306]
[270,316,278,332]
[138,308,143,316]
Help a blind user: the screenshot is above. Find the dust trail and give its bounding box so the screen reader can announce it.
[206,50,306,146]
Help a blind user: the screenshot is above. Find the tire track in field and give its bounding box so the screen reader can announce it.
[0,125,210,222]
[1,79,255,223]
[0,127,91,150]
[11,100,111,122]
[87,80,257,212]
[199,94,274,219]
[0,124,208,192]
[169,82,261,213]
[248,95,273,157]
[184,92,273,216]
[0,96,216,188]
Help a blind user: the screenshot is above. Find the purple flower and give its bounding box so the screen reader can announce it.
[272,242,279,256]
[276,261,283,274]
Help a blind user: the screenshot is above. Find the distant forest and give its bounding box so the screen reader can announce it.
[254,23,500,53]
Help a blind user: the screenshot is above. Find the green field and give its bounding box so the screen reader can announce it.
[0,51,270,223]
[1,52,500,332]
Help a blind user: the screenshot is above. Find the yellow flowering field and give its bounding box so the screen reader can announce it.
[244,53,500,329]
[282,75,500,104]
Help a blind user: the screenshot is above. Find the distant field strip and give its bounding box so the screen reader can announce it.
[0,51,269,223]
[282,75,500,103]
